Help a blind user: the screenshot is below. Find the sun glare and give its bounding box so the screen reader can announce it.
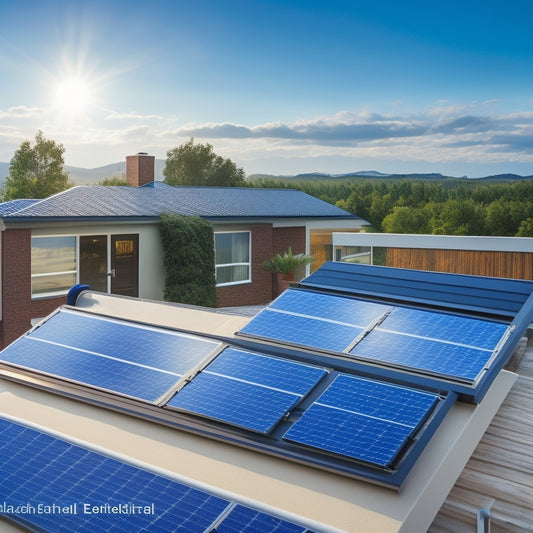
[54,77,93,115]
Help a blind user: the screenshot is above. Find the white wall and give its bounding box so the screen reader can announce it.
[30,221,166,301]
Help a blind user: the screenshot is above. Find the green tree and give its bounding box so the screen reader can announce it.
[98,176,130,186]
[4,131,72,200]
[516,217,533,237]
[163,138,245,187]
[382,206,433,234]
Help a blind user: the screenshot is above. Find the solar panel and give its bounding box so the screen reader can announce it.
[380,307,509,350]
[269,288,389,326]
[166,347,327,434]
[0,336,179,402]
[283,375,439,468]
[239,309,361,352]
[0,308,223,402]
[0,417,310,532]
[238,288,390,352]
[31,308,220,375]
[350,330,495,382]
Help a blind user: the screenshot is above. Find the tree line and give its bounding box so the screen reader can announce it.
[248,177,533,237]
[2,132,531,237]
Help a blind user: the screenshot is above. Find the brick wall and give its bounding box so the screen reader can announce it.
[216,225,274,307]
[216,225,306,307]
[1,229,66,348]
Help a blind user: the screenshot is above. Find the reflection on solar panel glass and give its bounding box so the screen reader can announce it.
[166,347,327,434]
[269,288,389,326]
[0,417,309,532]
[238,288,389,352]
[283,375,438,467]
[31,309,219,375]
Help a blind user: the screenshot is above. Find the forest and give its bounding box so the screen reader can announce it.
[248,177,533,237]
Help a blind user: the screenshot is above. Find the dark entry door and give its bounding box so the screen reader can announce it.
[111,235,139,297]
[79,235,107,292]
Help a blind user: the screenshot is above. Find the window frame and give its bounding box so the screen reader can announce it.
[214,230,252,287]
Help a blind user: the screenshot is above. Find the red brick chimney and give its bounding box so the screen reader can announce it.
[126,152,155,186]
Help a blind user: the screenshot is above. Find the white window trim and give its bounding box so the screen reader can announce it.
[215,231,252,287]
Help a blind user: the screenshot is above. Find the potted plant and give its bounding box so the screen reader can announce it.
[263,247,314,297]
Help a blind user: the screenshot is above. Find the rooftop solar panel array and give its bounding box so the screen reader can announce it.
[238,288,509,384]
[0,304,452,489]
[0,417,313,533]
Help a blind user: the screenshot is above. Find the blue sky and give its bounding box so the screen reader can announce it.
[1,0,533,177]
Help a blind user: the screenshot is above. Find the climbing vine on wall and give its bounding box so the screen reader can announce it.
[159,213,217,307]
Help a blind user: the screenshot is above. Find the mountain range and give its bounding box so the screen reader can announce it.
[0,160,532,187]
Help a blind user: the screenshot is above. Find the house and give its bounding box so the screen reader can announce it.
[0,153,368,348]
[0,262,532,532]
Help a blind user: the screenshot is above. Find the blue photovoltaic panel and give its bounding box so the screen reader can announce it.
[0,417,230,532]
[239,288,389,352]
[315,374,439,426]
[380,307,508,351]
[167,373,302,433]
[239,309,362,352]
[350,329,495,382]
[0,417,310,532]
[166,348,327,434]
[283,375,439,467]
[269,288,389,327]
[206,347,328,396]
[0,336,179,402]
[31,309,220,375]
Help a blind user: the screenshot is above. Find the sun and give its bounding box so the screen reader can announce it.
[54,77,93,115]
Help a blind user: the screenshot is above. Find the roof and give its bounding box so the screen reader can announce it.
[1,264,531,531]
[0,286,520,533]
[0,183,359,222]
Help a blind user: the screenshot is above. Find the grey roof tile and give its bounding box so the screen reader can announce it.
[1,184,358,220]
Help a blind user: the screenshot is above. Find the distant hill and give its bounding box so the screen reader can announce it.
[0,160,166,187]
[248,171,457,181]
[65,159,166,184]
[1,160,532,188]
[248,171,533,181]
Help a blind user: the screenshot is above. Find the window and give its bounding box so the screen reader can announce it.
[31,236,76,297]
[215,231,251,286]
[334,245,372,264]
